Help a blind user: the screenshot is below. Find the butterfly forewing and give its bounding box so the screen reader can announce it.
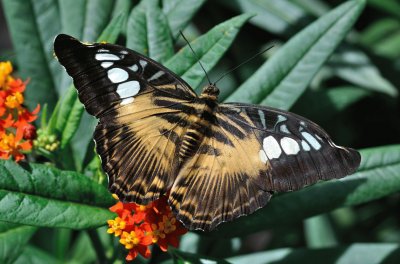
[54,34,195,203]
[54,34,361,231]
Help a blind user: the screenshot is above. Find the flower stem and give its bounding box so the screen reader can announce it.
[87,229,109,264]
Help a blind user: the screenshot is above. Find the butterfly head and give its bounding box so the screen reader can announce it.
[200,84,220,100]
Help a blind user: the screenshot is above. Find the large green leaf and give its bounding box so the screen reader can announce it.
[0,159,115,229]
[126,0,174,62]
[209,144,400,237]
[0,222,37,264]
[165,13,253,91]
[226,0,366,110]
[2,0,58,111]
[162,0,207,39]
[227,243,400,264]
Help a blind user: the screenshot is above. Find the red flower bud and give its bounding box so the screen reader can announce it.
[23,124,37,140]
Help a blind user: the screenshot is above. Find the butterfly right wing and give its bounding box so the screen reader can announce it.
[54,34,196,203]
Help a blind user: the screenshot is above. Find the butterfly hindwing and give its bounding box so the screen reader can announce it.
[54,34,196,203]
[219,103,361,191]
[169,103,360,230]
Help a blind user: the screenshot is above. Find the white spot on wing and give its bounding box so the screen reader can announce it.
[263,136,282,159]
[116,81,140,98]
[302,132,321,150]
[130,64,138,72]
[107,68,129,83]
[139,60,147,69]
[98,49,109,52]
[101,62,113,68]
[280,124,290,134]
[121,97,134,105]
[258,110,266,129]
[259,150,268,164]
[301,140,311,151]
[277,115,287,123]
[148,71,165,82]
[280,137,300,155]
[120,50,128,55]
[95,53,120,61]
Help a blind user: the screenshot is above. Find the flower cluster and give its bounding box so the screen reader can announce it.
[0,61,39,162]
[107,194,188,261]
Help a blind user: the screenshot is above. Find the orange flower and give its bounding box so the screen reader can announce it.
[0,61,39,162]
[120,227,152,260]
[0,127,32,162]
[108,194,188,261]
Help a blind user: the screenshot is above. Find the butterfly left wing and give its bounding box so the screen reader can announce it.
[169,102,361,231]
[54,34,197,204]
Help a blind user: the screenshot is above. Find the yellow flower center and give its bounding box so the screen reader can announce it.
[162,215,177,234]
[151,223,166,243]
[0,61,13,89]
[107,217,126,237]
[120,231,141,249]
[0,133,16,152]
[5,92,24,109]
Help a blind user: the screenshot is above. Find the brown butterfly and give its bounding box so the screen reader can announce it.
[54,34,361,231]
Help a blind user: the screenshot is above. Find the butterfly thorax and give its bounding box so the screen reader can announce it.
[200,84,220,101]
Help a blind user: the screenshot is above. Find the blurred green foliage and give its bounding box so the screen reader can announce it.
[0,0,399,263]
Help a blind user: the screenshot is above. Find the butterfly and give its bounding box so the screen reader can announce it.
[54,34,361,231]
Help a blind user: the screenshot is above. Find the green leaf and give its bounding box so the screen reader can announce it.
[0,223,37,264]
[0,159,115,229]
[227,243,400,264]
[367,0,400,18]
[162,0,207,39]
[30,0,62,95]
[59,0,86,38]
[2,0,58,111]
[97,12,128,44]
[169,248,231,264]
[209,144,400,237]
[304,214,337,248]
[360,18,400,47]
[226,0,366,110]
[67,232,97,264]
[328,47,398,96]
[14,246,63,264]
[292,86,370,121]
[165,13,253,91]
[112,0,133,19]
[219,0,308,35]
[82,0,115,41]
[126,0,174,62]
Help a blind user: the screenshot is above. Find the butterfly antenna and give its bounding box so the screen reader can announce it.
[214,45,274,85]
[180,31,212,85]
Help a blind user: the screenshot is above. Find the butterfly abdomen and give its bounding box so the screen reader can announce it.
[179,123,204,162]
